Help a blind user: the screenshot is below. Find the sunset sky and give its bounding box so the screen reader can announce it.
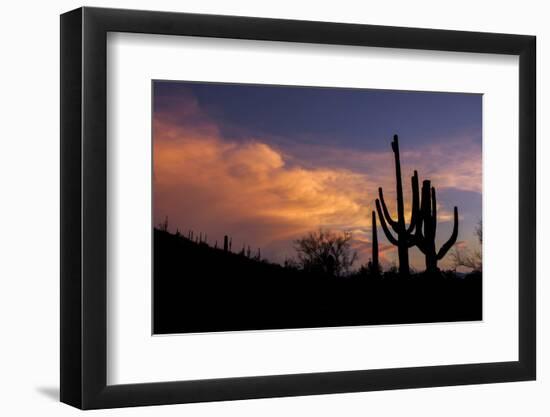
[153,81,482,270]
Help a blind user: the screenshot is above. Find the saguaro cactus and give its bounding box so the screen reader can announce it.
[371,210,379,273]
[415,180,459,272]
[375,135,419,276]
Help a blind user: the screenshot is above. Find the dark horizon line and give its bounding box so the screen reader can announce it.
[153,227,480,275]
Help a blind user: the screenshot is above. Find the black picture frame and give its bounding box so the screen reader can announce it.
[60,6,536,410]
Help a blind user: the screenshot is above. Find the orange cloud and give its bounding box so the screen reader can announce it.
[154,120,376,264]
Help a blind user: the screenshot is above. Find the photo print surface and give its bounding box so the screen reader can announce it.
[153,81,482,334]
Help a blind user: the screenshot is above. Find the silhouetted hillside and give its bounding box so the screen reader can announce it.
[153,229,482,334]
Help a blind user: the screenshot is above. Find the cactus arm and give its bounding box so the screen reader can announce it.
[417,179,433,252]
[371,211,379,270]
[406,170,420,234]
[378,187,399,231]
[414,216,426,252]
[431,186,437,235]
[376,199,399,246]
[391,135,405,228]
[407,234,418,248]
[437,206,459,260]
[391,136,399,153]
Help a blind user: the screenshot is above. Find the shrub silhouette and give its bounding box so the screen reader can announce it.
[451,219,482,272]
[414,180,459,272]
[294,229,357,277]
[376,135,419,276]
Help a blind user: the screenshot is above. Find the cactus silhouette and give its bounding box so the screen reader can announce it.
[415,180,459,272]
[375,135,419,276]
[160,216,169,232]
[371,210,379,274]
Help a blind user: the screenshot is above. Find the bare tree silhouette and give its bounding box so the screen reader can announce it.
[451,219,481,272]
[294,229,357,277]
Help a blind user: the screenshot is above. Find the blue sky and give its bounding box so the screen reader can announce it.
[154,81,481,151]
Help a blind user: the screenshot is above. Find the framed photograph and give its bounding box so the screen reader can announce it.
[60,6,536,409]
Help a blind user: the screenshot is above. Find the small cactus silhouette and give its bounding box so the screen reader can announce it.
[159,216,169,232]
